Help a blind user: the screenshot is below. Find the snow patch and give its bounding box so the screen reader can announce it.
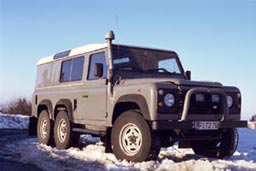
[3,137,256,171]
[0,113,29,129]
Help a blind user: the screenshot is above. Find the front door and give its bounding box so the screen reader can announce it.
[77,51,108,122]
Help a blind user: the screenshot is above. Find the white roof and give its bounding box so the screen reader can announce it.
[37,43,107,65]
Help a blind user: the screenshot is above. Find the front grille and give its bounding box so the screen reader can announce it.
[180,90,223,115]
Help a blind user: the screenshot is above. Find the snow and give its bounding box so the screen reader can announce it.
[0,113,29,129]
[1,114,256,171]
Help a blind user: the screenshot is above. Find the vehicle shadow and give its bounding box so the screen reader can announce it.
[159,151,202,162]
[76,135,103,150]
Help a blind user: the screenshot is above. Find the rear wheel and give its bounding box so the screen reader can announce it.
[37,110,54,146]
[191,128,238,159]
[111,111,158,162]
[54,111,72,149]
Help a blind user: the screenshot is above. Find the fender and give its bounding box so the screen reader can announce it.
[55,99,73,121]
[116,94,151,120]
[38,99,53,119]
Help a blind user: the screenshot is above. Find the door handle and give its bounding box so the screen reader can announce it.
[82,95,88,98]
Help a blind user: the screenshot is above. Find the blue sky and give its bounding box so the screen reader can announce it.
[0,0,255,119]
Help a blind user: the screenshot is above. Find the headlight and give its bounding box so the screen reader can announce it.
[227,96,233,108]
[164,93,175,107]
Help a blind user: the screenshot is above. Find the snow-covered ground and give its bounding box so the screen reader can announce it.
[1,113,256,171]
[0,113,29,129]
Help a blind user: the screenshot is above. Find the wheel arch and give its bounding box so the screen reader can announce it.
[112,94,150,124]
[54,99,73,121]
[37,99,53,119]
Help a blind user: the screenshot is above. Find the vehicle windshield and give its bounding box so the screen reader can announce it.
[112,45,183,75]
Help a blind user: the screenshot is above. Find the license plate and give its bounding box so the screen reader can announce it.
[194,121,220,130]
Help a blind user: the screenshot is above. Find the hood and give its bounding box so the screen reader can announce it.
[119,78,223,88]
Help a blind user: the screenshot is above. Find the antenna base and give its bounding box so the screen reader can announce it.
[105,30,115,41]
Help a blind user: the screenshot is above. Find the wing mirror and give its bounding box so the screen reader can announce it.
[185,70,191,80]
[94,63,103,77]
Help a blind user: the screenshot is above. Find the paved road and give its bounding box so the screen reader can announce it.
[0,129,45,171]
[0,129,28,137]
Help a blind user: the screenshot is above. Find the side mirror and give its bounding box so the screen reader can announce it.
[185,70,191,80]
[94,63,103,77]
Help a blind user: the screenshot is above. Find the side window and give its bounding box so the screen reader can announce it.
[60,60,72,82]
[88,52,107,80]
[71,57,84,81]
[60,56,84,82]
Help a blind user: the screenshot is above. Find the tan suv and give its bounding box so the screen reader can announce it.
[29,31,247,162]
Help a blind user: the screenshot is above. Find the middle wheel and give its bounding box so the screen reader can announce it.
[111,110,153,162]
[54,111,72,149]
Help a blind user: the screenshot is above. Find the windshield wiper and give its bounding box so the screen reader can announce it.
[146,68,174,75]
[115,66,143,72]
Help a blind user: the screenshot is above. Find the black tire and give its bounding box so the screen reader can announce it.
[37,110,54,146]
[54,111,72,149]
[111,111,153,162]
[148,133,161,160]
[191,128,238,159]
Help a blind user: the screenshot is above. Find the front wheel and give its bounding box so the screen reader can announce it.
[111,111,155,162]
[191,128,238,159]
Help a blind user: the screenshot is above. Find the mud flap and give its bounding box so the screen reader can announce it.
[28,117,38,136]
[105,128,112,153]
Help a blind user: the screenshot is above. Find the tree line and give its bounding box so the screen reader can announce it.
[0,97,31,116]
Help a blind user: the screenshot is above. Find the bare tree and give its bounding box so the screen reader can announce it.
[1,97,31,116]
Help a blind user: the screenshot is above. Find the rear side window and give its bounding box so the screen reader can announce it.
[88,52,107,80]
[61,60,72,82]
[60,56,84,82]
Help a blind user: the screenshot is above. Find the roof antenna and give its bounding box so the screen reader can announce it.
[115,15,120,45]
[115,15,120,58]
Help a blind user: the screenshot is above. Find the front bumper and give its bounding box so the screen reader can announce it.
[152,120,248,130]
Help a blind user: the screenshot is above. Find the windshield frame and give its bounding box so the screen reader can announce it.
[111,44,185,77]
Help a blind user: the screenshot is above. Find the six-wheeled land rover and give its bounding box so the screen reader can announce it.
[29,31,247,162]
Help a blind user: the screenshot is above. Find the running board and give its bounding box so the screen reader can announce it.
[72,128,106,136]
